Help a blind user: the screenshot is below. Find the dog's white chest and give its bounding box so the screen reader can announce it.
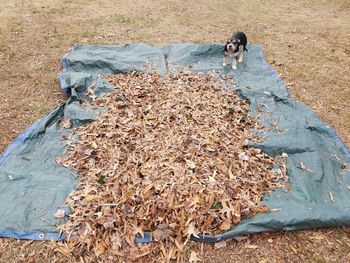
[230,52,239,58]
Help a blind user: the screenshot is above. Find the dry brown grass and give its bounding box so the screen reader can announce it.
[0,0,349,262]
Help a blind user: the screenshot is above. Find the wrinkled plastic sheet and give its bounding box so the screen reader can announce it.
[0,43,349,242]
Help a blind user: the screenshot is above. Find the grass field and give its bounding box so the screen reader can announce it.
[0,0,350,262]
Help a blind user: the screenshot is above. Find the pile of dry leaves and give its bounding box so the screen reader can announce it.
[57,70,287,262]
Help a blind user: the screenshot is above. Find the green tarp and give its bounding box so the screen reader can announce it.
[0,43,349,241]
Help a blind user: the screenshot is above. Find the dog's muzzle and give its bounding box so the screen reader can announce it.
[227,44,234,52]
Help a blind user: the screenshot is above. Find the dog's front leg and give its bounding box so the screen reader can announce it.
[232,57,237,70]
[223,53,228,66]
[238,46,244,63]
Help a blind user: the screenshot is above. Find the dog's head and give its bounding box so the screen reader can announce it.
[225,38,241,53]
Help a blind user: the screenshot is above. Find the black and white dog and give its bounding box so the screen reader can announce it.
[223,32,248,70]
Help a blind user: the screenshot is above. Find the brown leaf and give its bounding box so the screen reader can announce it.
[186,159,196,170]
[111,232,122,250]
[152,224,173,241]
[219,220,231,231]
[289,245,298,254]
[187,222,199,238]
[329,192,335,203]
[189,251,201,262]
[214,241,227,249]
[95,241,106,256]
[133,224,144,238]
[245,245,259,249]
[233,235,248,242]
[298,161,312,172]
[84,195,97,202]
[54,209,66,219]
[61,118,71,129]
[102,220,115,229]
[228,167,236,179]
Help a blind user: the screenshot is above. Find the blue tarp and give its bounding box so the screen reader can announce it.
[0,43,349,241]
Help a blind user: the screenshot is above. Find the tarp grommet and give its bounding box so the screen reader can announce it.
[39,233,45,239]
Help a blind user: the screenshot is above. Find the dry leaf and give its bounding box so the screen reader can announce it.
[233,235,248,242]
[152,224,173,241]
[187,222,199,238]
[329,192,335,202]
[54,209,66,219]
[84,195,97,202]
[245,245,259,249]
[228,167,235,179]
[309,234,324,241]
[298,161,312,172]
[289,245,298,254]
[214,241,227,249]
[219,220,231,231]
[189,251,201,262]
[281,152,288,158]
[102,220,115,229]
[133,224,144,238]
[186,160,197,170]
[238,152,249,161]
[61,118,71,129]
[111,232,122,250]
[331,154,340,160]
[95,241,106,256]
[270,208,282,212]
